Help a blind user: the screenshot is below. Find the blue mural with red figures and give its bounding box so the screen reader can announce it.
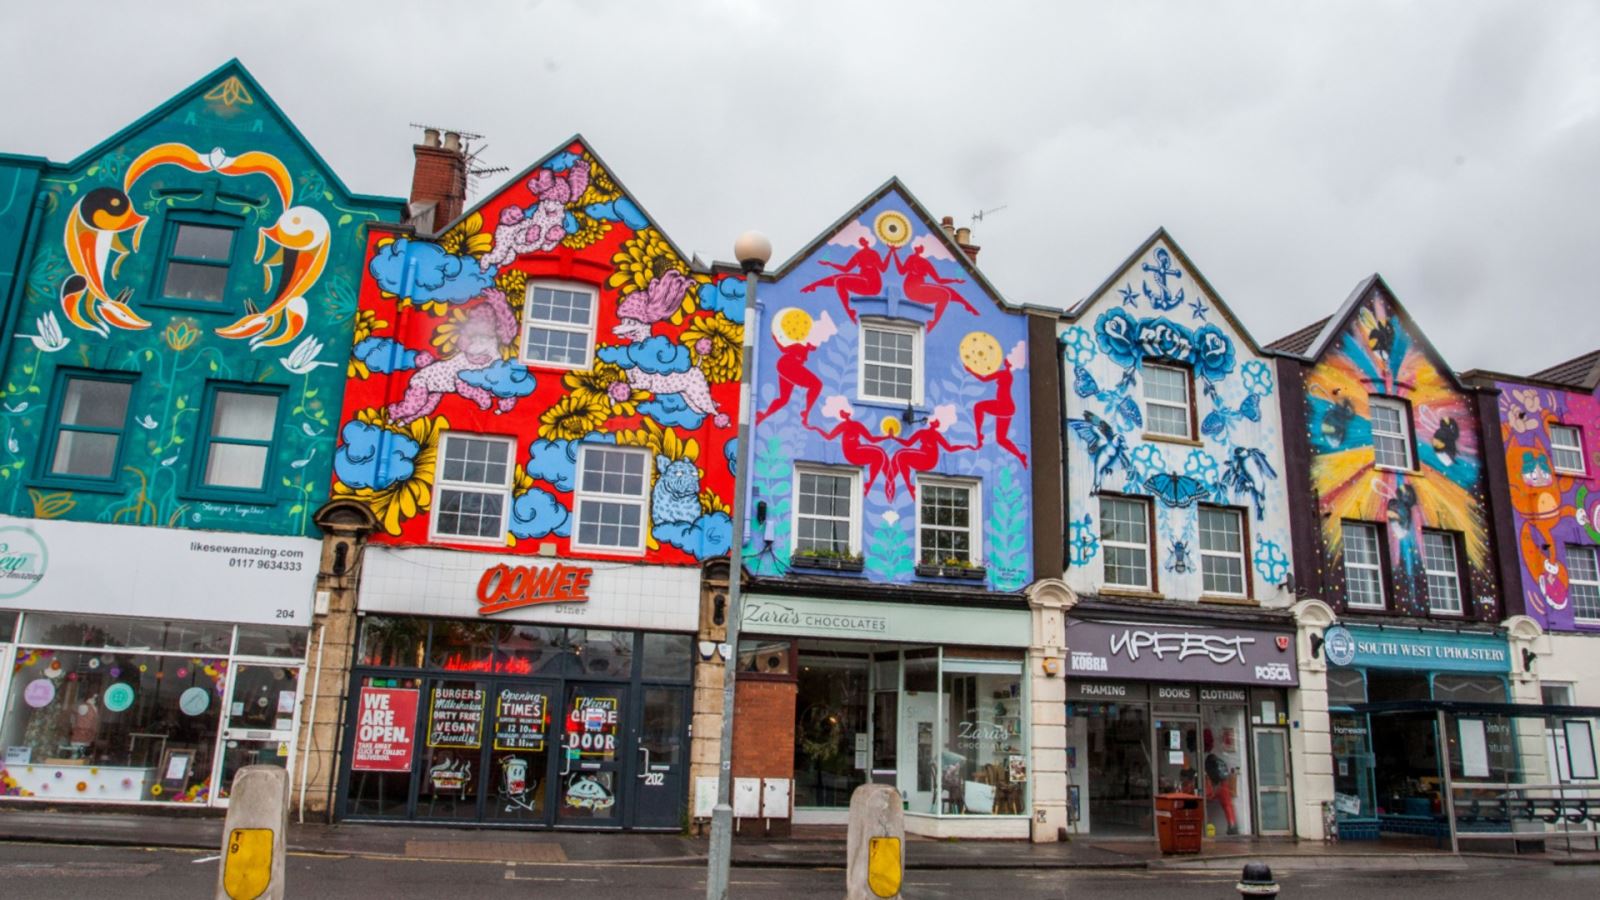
[742,186,1032,592]
[331,139,740,564]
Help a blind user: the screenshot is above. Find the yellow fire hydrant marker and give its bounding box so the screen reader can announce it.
[223,827,273,900]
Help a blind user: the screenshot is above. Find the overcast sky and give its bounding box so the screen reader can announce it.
[3,1,1595,375]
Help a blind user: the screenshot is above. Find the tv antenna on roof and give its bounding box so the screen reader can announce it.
[971,205,1008,226]
[408,124,506,200]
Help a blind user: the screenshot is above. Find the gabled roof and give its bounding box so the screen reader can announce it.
[1266,316,1330,354]
[1067,227,1269,356]
[761,177,1020,315]
[1273,273,1474,392]
[427,133,697,271]
[1532,349,1600,391]
[21,59,401,209]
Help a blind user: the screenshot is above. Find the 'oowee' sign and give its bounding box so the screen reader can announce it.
[476,563,593,616]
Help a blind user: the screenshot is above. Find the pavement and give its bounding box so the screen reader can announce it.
[2,805,1598,872]
[7,842,1600,900]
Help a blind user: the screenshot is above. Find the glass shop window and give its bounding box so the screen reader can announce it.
[939,662,1025,816]
[20,612,233,656]
[736,639,792,676]
[641,633,693,681]
[792,648,869,808]
[358,616,430,669]
[1,648,227,803]
[233,624,309,659]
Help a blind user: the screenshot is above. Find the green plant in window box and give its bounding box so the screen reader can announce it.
[791,548,865,571]
[915,556,988,580]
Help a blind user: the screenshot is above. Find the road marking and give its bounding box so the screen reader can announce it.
[193,855,221,864]
[504,870,599,882]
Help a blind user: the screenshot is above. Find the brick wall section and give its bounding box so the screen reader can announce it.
[409,144,466,230]
[732,679,796,780]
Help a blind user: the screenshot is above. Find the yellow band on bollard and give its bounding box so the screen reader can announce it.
[224,828,274,900]
[867,836,902,898]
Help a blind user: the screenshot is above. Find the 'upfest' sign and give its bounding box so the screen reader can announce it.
[476,563,593,616]
[1066,618,1299,687]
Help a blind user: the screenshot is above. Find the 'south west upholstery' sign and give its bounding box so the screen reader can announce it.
[1325,624,1509,673]
[1066,618,1298,687]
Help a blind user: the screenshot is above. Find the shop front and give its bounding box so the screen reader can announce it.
[336,547,697,830]
[1064,616,1300,839]
[1320,623,1515,840]
[0,516,316,806]
[738,592,1033,838]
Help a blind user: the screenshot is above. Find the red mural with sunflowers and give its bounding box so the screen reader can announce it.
[331,140,742,564]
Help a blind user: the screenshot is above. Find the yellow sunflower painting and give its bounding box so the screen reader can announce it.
[540,395,611,441]
[332,410,447,536]
[682,315,743,384]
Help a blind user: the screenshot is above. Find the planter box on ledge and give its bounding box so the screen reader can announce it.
[915,564,988,581]
[791,555,866,573]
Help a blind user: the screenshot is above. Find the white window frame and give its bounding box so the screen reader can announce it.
[1142,363,1194,440]
[1369,397,1413,471]
[792,464,862,557]
[429,432,516,545]
[571,444,651,555]
[1342,522,1387,610]
[518,280,597,371]
[1550,424,1586,475]
[857,319,924,406]
[1100,495,1153,591]
[1197,504,1248,598]
[915,475,982,566]
[1422,529,1464,616]
[1567,544,1600,624]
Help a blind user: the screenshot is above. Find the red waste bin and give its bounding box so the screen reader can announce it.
[1155,793,1203,854]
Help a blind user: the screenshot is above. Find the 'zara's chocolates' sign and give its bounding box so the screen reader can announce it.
[1066,618,1298,687]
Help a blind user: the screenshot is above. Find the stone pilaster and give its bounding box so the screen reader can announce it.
[1289,599,1336,840]
[1026,578,1075,842]
[293,500,376,822]
[1504,615,1549,784]
[690,560,731,799]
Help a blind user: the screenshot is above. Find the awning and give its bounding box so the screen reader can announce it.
[1350,700,1600,717]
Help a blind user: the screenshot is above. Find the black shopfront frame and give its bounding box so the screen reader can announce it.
[334,616,693,831]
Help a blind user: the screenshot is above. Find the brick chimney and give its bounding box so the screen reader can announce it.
[408,129,467,233]
[941,215,980,262]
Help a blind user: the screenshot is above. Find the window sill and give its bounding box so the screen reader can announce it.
[915,563,987,581]
[1098,586,1165,601]
[1142,433,1203,448]
[516,356,593,374]
[856,395,922,412]
[1553,468,1587,478]
[142,297,243,316]
[1199,594,1259,607]
[25,476,125,496]
[791,556,865,573]
[1373,464,1418,475]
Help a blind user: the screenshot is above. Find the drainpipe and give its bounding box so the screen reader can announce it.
[0,191,49,386]
[297,619,327,823]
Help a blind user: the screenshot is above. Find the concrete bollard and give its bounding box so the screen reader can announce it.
[847,784,905,900]
[1236,861,1279,898]
[215,765,290,900]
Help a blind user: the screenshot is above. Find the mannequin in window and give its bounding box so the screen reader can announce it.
[70,695,100,754]
[1204,728,1239,835]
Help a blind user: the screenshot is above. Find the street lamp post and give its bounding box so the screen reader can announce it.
[705,230,772,900]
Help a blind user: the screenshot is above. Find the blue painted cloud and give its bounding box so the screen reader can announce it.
[509,487,571,539]
[637,392,706,429]
[697,279,746,324]
[584,198,648,231]
[459,360,537,399]
[596,335,690,375]
[724,437,738,477]
[352,337,418,375]
[333,420,418,491]
[655,512,732,560]
[525,434,617,492]
[368,238,497,305]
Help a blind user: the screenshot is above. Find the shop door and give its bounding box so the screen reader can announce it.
[556,683,628,827]
[415,678,490,821]
[215,664,302,805]
[1154,716,1201,799]
[899,691,938,814]
[628,686,688,829]
[484,680,560,825]
[1253,727,1294,835]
